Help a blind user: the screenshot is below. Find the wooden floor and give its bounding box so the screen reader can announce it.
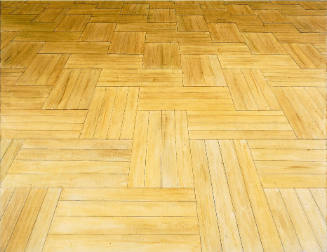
[1,1,326,251]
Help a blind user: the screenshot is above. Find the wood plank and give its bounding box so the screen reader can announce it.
[283,43,325,69]
[0,139,23,181]
[0,188,30,251]
[25,188,61,252]
[14,31,81,41]
[190,140,222,252]
[44,235,201,252]
[177,15,208,31]
[40,42,110,54]
[66,54,143,69]
[110,32,145,54]
[17,54,68,85]
[224,69,279,110]
[6,188,47,252]
[280,189,322,251]
[208,23,244,42]
[81,23,115,41]
[99,69,182,86]
[2,174,127,187]
[243,32,285,54]
[182,55,226,86]
[116,23,176,32]
[56,15,89,31]
[50,217,198,235]
[139,87,234,110]
[264,189,302,252]
[262,69,326,87]
[218,54,299,69]
[44,69,100,109]
[144,43,180,69]
[205,140,242,251]
[81,87,138,139]
[148,9,176,23]
[61,188,195,201]
[56,201,196,217]
[234,140,283,251]
[296,189,327,251]
[274,87,326,138]
[219,140,263,251]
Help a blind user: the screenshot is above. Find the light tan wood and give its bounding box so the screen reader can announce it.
[1,1,326,251]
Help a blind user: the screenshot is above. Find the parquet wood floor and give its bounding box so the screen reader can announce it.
[0,1,326,251]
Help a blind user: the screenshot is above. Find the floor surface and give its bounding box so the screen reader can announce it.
[0,1,326,251]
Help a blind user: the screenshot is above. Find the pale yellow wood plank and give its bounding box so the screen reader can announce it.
[110,32,145,54]
[0,139,23,181]
[243,33,285,54]
[310,189,327,221]
[175,111,193,187]
[219,140,263,251]
[218,54,299,69]
[128,111,149,187]
[145,111,161,187]
[17,54,68,85]
[264,189,302,252]
[107,88,129,139]
[56,201,196,217]
[98,69,182,87]
[234,140,283,251]
[205,140,242,251]
[2,174,127,187]
[9,160,129,174]
[44,69,100,109]
[44,235,201,252]
[280,189,322,251]
[190,140,222,252]
[120,88,139,139]
[262,69,326,87]
[6,188,47,252]
[23,139,132,150]
[144,43,180,69]
[261,174,326,188]
[25,188,61,252]
[50,216,198,235]
[66,54,143,69]
[274,87,326,139]
[296,189,327,251]
[61,188,195,202]
[0,187,14,218]
[182,55,226,86]
[0,188,30,252]
[283,43,325,69]
[16,149,130,162]
[139,87,234,110]
[224,69,279,110]
[161,111,178,187]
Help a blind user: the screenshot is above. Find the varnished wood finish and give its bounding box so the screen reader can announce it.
[1,1,326,251]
